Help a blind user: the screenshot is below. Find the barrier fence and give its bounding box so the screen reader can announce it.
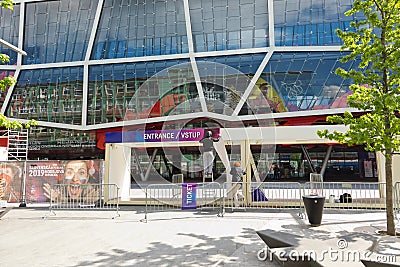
[45,183,120,219]
[141,181,400,222]
[221,182,303,216]
[303,182,387,210]
[142,182,222,222]
[0,159,397,218]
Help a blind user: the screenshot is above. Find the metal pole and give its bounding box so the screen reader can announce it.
[301,145,316,173]
[0,38,27,55]
[19,161,27,207]
[320,146,333,177]
[144,148,158,181]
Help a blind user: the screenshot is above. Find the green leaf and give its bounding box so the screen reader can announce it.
[0,54,10,64]
[0,0,13,10]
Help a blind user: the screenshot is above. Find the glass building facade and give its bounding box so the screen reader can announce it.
[0,0,365,166]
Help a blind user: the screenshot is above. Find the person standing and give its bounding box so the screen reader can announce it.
[273,164,280,179]
[230,161,246,207]
[199,130,220,178]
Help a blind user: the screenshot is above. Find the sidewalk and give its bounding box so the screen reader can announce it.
[0,207,399,266]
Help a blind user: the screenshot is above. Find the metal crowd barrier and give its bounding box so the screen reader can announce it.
[303,182,387,210]
[140,181,395,222]
[142,182,222,222]
[221,182,303,216]
[45,183,120,219]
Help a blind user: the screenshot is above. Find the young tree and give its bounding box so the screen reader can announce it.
[0,0,36,129]
[318,0,400,236]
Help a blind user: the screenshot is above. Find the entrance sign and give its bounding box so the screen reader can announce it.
[182,183,197,210]
[106,128,220,143]
[143,129,203,142]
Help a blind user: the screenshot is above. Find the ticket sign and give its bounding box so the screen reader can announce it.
[182,183,197,210]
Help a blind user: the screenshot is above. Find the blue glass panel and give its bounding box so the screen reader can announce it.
[331,22,341,43]
[93,42,104,59]
[318,24,325,44]
[241,30,253,49]
[198,55,264,85]
[87,59,191,124]
[274,0,358,46]
[24,0,98,64]
[92,0,188,60]
[108,41,117,59]
[228,31,240,50]
[126,40,135,57]
[0,4,20,65]
[181,36,189,53]
[154,38,161,56]
[7,67,83,124]
[189,0,269,52]
[194,54,265,115]
[259,52,358,113]
[311,26,320,46]
[296,25,305,46]
[145,38,153,56]
[254,29,268,48]
[195,35,205,52]
[116,41,126,58]
[170,37,177,54]
[285,26,294,46]
[215,32,226,50]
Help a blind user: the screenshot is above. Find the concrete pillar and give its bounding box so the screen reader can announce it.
[106,144,131,201]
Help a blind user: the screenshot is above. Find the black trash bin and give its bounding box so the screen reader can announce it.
[302,195,325,226]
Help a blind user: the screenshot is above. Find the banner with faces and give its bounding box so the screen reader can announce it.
[0,160,104,204]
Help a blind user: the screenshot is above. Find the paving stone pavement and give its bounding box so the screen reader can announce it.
[0,207,399,267]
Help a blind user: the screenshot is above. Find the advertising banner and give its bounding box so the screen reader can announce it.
[26,161,61,202]
[25,160,104,203]
[181,183,197,210]
[0,161,24,203]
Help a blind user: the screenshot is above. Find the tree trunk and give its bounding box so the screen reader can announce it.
[385,153,396,236]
